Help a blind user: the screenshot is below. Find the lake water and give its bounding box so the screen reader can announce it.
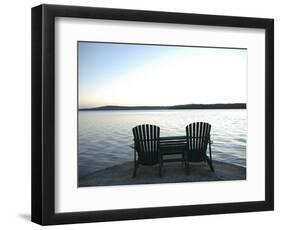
[78,109,247,178]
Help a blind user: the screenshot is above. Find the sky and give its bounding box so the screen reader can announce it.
[78,42,247,108]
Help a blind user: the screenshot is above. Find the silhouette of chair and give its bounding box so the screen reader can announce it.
[185,122,215,172]
[132,124,162,177]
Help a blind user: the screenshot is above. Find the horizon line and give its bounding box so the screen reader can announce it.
[79,102,247,110]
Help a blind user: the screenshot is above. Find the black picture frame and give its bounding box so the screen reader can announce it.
[31,4,274,225]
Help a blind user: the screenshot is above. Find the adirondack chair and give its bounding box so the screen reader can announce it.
[185,122,214,172]
[132,124,162,177]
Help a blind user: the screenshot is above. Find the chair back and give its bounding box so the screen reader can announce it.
[132,124,160,165]
[186,122,211,162]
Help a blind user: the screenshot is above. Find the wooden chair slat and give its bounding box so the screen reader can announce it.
[185,122,212,164]
[132,124,160,172]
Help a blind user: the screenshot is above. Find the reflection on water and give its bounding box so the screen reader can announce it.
[79,109,247,177]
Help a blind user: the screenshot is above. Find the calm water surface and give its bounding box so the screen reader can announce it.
[78,109,247,177]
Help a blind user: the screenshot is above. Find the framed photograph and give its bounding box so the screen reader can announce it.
[31,4,274,225]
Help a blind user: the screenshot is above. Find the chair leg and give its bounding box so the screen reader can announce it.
[133,161,137,178]
[207,141,215,172]
[206,157,215,172]
[210,163,215,172]
[209,161,215,172]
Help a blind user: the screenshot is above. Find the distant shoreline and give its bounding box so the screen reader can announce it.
[79,103,246,111]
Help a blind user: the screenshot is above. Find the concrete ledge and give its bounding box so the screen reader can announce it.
[79,160,246,187]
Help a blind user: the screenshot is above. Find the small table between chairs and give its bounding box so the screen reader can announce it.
[159,136,188,175]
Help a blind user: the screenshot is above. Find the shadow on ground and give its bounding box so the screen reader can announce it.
[79,160,246,187]
[18,213,31,222]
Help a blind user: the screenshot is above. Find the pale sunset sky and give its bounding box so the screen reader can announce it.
[78,42,247,109]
